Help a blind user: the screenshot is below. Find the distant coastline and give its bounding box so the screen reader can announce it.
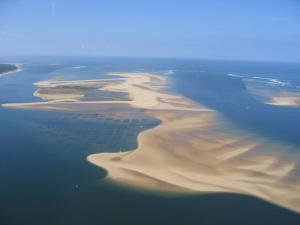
[0,63,22,77]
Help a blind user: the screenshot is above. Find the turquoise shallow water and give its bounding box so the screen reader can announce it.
[0,57,300,225]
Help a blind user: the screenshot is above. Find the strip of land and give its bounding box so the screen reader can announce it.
[0,64,22,77]
[2,72,300,213]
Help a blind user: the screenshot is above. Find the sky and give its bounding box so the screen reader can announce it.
[0,0,300,62]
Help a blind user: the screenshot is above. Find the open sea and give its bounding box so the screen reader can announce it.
[0,57,300,225]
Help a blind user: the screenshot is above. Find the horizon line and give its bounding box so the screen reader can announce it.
[0,55,300,64]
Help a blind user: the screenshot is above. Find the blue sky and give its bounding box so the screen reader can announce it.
[0,0,300,62]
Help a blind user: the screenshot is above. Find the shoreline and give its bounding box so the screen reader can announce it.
[244,79,300,107]
[3,72,300,213]
[0,63,22,77]
[266,95,300,106]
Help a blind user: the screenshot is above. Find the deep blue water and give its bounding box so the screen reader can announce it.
[0,57,300,225]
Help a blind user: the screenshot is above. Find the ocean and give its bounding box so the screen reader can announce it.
[0,57,299,225]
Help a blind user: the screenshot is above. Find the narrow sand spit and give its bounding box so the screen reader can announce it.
[0,64,22,77]
[3,72,300,213]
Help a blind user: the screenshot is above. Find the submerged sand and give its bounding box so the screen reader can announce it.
[244,79,300,107]
[2,72,300,213]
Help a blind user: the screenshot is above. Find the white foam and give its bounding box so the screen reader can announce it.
[72,65,86,69]
[227,73,244,78]
[249,76,290,87]
[267,78,290,87]
[163,70,175,75]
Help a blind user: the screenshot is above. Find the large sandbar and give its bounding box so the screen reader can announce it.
[3,72,300,213]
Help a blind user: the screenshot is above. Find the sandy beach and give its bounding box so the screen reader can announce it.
[266,94,300,106]
[3,72,300,213]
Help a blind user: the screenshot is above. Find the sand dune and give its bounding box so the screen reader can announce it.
[3,72,300,213]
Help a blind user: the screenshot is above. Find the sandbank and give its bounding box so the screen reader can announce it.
[2,72,300,213]
[266,95,300,106]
